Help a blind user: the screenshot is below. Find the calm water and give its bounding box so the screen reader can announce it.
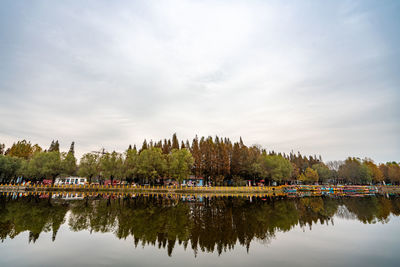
[0,193,399,267]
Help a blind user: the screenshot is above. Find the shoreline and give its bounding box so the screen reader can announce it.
[1,184,399,195]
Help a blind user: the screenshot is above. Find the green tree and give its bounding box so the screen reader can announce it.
[168,149,194,185]
[28,151,62,184]
[312,163,331,183]
[0,155,23,183]
[48,140,60,153]
[136,147,166,184]
[0,143,5,155]
[124,146,138,182]
[140,139,148,153]
[61,142,77,176]
[359,163,373,184]
[258,154,293,184]
[100,151,123,184]
[78,153,100,183]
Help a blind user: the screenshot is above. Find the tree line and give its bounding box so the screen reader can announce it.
[0,134,399,185]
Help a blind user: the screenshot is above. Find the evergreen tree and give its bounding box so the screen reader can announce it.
[62,142,77,176]
[0,143,5,155]
[172,133,179,150]
[162,139,171,154]
[191,136,202,177]
[140,139,148,153]
[48,140,60,153]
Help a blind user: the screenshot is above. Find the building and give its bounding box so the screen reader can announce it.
[182,176,204,187]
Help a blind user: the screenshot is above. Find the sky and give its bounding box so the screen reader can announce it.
[0,0,399,163]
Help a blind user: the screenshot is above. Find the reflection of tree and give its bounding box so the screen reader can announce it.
[342,196,394,224]
[0,195,400,256]
[0,195,69,242]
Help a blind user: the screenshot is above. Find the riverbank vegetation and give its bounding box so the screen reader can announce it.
[1,134,399,185]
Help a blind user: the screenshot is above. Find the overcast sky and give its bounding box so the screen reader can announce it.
[0,0,399,163]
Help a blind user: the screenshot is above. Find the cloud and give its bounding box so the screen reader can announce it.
[0,0,399,163]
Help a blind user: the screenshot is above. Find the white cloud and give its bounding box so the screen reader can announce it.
[0,0,399,163]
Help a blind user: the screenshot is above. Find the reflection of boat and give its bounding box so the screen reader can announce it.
[52,193,84,200]
[342,186,378,193]
[181,195,204,202]
[284,186,297,193]
[285,185,378,195]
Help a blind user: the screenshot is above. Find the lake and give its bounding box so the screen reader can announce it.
[0,192,399,267]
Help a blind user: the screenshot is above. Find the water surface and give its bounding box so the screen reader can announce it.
[0,193,399,267]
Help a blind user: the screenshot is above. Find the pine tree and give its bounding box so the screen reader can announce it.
[140,139,148,153]
[162,139,170,154]
[231,142,241,176]
[48,140,60,153]
[48,140,55,152]
[68,141,75,155]
[172,133,179,150]
[62,142,77,176]
[191,136,202,177]
[0,143,5,155]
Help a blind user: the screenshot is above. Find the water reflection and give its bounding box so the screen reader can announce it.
[0,193,399,256]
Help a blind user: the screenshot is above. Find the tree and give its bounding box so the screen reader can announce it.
[124,146,138,182]
[172,133,179,150]
[28,151,62,184]
[140,139,148,153]
[364,159,383,184]
[244,145,261,180]
[78,153,100,184]
[168,149,194,185]
[0,155,23,183]
[258,154,293,184]
[48,140,60,153]
[61,142,77,176]
[6,140,41,159]
[359,163,373,184]
[299,167,319,184]
[290,162,300,181]
[100,151,123,184]
[231,142,242,177]
[338,157,376,184]
[191,136,202,177]
[0,143,5,155]
[339,157,362,184]
[326,160,343,172]
[136,147,166,184]
[386,162,400,185]
[312,163,331,183]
